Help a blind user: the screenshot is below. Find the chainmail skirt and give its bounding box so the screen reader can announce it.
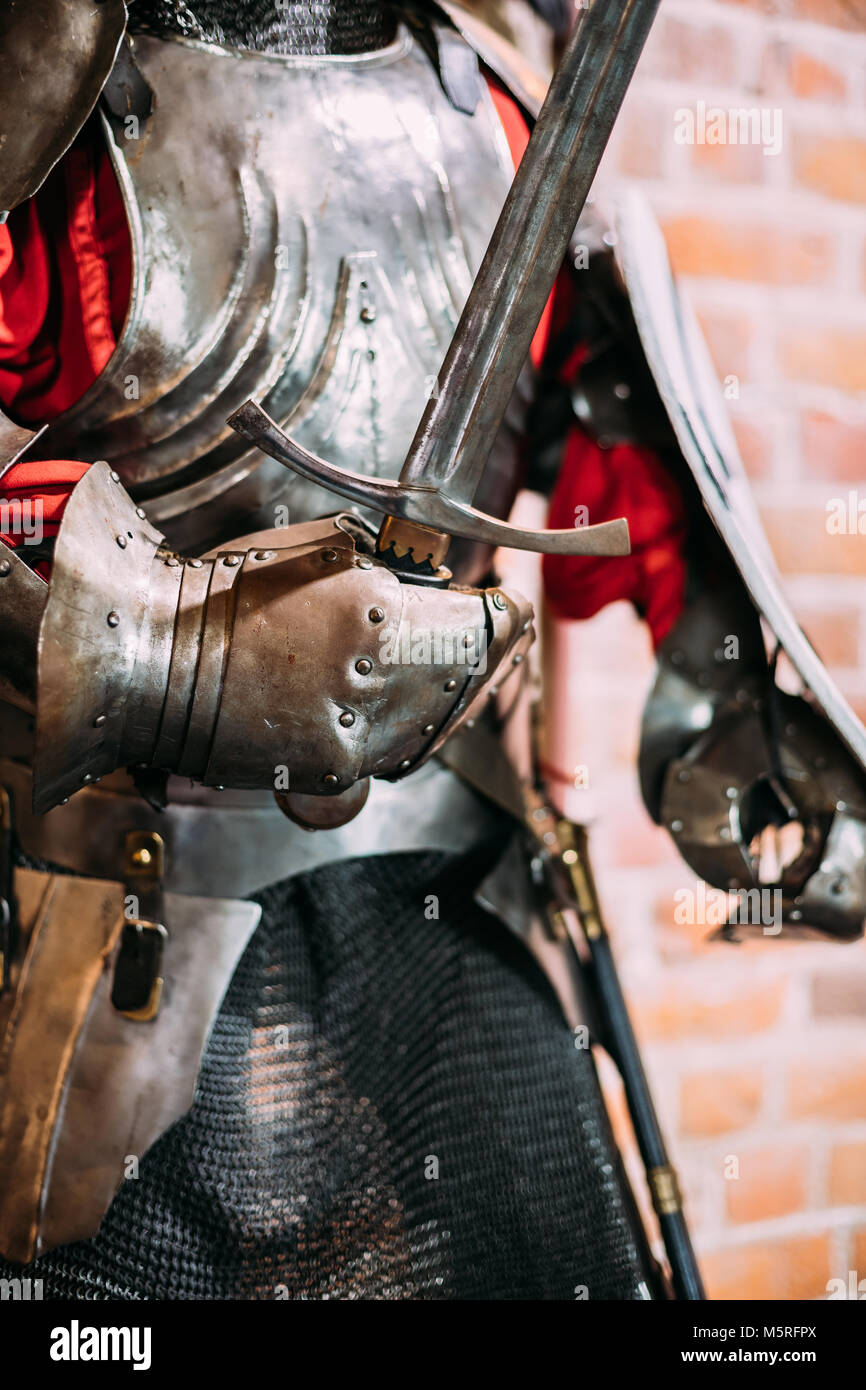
[3,843,652,1299]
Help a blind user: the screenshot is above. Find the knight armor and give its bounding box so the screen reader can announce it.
[0,0,862,1301]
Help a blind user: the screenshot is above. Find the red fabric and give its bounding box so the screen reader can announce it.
[0,124,130,570]
[543,428,688,647]
[0,458,91,578]
[0,128,130,423]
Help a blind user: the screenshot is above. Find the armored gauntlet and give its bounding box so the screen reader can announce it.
[31,463,532,813]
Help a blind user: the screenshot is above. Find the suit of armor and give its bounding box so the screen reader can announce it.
[0,0,864,1300]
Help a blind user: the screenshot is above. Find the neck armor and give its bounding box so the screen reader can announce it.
[127,0,397,54]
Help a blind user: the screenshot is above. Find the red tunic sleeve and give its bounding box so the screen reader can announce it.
[0,123,131,572]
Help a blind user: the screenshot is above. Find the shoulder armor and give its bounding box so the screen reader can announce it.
[0,0,126,216]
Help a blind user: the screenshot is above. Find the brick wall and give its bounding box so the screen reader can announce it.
[547,0,866,1300]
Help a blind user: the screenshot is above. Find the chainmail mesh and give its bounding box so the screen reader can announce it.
[1,844,652,1300]
[127,0,397,55]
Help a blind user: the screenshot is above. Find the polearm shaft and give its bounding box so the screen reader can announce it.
[399,0,661,505]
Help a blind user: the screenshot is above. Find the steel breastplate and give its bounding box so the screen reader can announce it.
[34,26,524,570]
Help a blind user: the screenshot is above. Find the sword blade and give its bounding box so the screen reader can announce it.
[400,0,661,504]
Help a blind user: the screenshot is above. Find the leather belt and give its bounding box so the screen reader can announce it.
[1,755,507,899]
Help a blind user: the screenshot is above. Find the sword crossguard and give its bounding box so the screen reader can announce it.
[229,401,631,559]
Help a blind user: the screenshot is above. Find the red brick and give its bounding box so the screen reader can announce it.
[761,41,849,102]
[778,326,866,392]
[690,137,766,185]
[731,416,773,480]
[695,308,756,382]
[793,0,866,32]
[803,411,866,485]
[661,216,832,285]
[788,49,848,101]
[681,1069,763,1137]
[642,16,739,85]
[788,1057,866,1121]
[794,132,866,204]
[793,607,861,667]
[614,98,667,180]
[812,971,866,1017]
[759,503,866,577]
[634,978,786,1042]
[725,1146,809,1223]
[701,1233,832,1300]
[829,1142,866,1205]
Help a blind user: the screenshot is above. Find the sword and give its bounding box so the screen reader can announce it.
[229,0,661,575]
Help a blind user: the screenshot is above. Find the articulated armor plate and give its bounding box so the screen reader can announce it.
[0,0,126,216]
[33,26,523,572]
[34,463,532,813]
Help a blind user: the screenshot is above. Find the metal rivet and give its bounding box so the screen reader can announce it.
[602,229,617,248]
[116,535,127,548]
[107,611,120,627]
[132,847,152,867]
[677,769,691,783]
[512,653,524,666]
[355,658,372,675]
[613,382,631,401]
[360,306,376,324]
[368,606,385,624]
[521,619,531,633]
[165,557,179,567]
[357,557,373,570]
[255,550,275,561]
[93,714,107,728]
[224,554,241,567]
[670,819,683,833]
[82,773,93,784]
[423,724,434,736]
[444,679,457,692]
[135,507,147,520]
[0,559,10,577]
[109,470,120,483]
[465,719,475,730]
[339,711,355,728]
[492,592,507,610]
[323,773,339,786]
[726,786,738,800]
[399,759,411,771]
[188,558,203,568]
[790,909,802,922]
[321,549,339,563]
